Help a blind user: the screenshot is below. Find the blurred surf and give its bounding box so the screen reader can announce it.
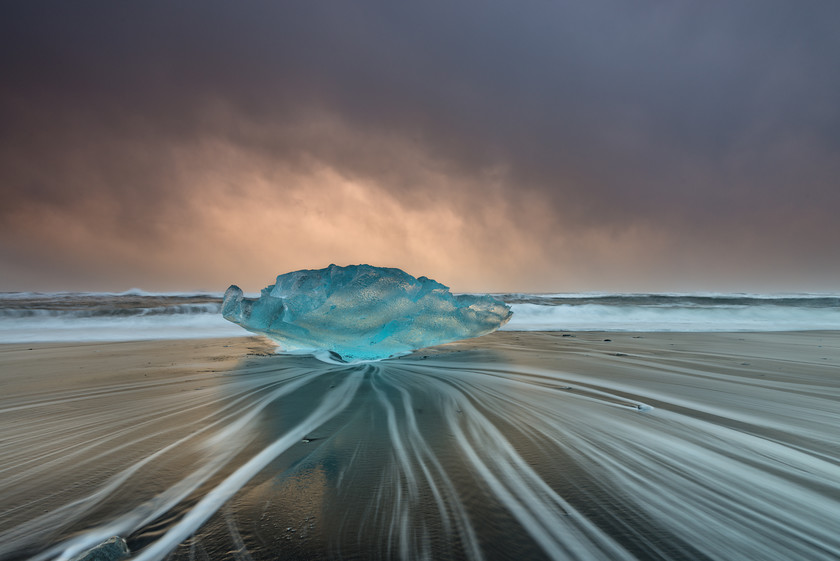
[1,291,839,343]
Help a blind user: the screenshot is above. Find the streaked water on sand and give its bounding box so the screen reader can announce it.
[1,332,839,560]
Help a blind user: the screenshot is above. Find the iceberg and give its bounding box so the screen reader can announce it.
[222,264,512,361]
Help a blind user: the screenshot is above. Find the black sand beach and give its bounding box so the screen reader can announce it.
[1,331,839,560]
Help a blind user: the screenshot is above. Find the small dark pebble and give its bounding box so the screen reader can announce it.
[603,339,612,342]
[613,353,628,357]
[561,334,573,337]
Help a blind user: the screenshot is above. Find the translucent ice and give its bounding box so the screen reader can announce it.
[222,264,512,361]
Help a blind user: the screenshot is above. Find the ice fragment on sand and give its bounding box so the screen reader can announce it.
[68,537,130,561]
[222,264,512,361]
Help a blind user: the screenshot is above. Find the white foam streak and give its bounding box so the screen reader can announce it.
[25,372,327,561]
[129,371,362,561]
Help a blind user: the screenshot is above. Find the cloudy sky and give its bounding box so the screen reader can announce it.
[2,2,839,293]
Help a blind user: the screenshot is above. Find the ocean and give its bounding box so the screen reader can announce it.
[1,291,839,343]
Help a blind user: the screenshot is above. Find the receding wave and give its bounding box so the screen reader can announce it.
[2,334,838,560]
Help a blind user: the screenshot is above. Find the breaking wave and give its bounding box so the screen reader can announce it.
[503,301,840,332]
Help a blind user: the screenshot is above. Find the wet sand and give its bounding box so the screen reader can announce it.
[1,332,839,560]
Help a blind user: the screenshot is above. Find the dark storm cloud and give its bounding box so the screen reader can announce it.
[2,1,839,290]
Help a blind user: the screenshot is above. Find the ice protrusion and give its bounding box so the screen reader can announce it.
[222,264,512,361]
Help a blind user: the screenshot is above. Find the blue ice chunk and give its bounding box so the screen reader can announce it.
[222,264,512,361]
